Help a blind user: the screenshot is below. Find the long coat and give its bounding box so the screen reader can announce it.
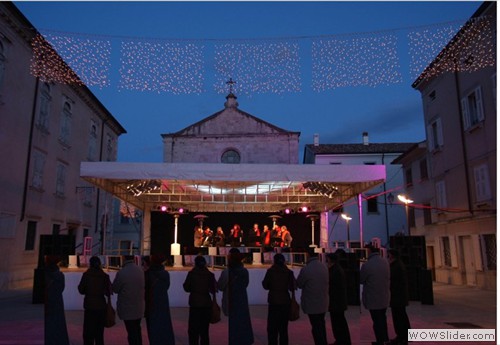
[78,267,111,310]
[296,257,329,314]
[217,262,254,345]
[45,265,70,345]
[328,263,348,312]
[145,264,175,345]
[262,263,294,305]
[390,259,409,307]
[360,253,390,310]
[183,265,216,308]
[112,260,145,320]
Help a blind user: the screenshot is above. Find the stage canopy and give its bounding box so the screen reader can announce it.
[80,162,386,213]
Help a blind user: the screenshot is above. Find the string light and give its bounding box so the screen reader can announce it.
[30,17,495,93]
[213,41,302,95]
[312,33,402,91]
[118,40,205,94]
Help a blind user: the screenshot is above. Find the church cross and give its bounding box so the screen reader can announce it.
[226,78,236,94]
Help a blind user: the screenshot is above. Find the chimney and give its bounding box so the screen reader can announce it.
[362,132,369,145]
[313,133,319,146]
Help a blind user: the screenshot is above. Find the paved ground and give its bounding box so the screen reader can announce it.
[0,282,496,345]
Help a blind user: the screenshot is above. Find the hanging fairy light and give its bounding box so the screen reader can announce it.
[118,40,205,94]
[213,40,301,95]
[311,33,402,91]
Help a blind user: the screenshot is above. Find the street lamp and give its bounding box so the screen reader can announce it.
[398,194,414,236]
[341,213,352,249]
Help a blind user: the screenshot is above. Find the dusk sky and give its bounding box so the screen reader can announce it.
[15,1,482,163]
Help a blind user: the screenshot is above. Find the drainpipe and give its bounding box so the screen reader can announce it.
[21,77,40,221]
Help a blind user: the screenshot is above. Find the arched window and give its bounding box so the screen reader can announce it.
[221,149,241,164]
[37,83,51,132]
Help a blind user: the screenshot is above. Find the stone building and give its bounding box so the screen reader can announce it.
[0,3,125,289]
[396,2,496,290]
[161,93,300,164]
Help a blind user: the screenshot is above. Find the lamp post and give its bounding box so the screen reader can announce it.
[171,212,183,267]
[398,194,414,236]
[341,213,352,249]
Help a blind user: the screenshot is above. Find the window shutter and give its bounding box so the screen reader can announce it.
[436,118,444,147]
[475,86,484,122]
[426,124,434,151]
[461,97,470,129]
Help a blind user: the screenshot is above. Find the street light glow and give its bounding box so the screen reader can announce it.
[341,213,352,221]
[397,194,414,204]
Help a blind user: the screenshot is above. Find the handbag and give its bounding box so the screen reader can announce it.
[289,290,300,321]
[105,296,116,328]
[210,294,221,324]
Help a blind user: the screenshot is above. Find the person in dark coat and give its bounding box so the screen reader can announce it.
[326,252,352,345]
[388,249,411,345]
[262,253,296,345]
[112,255,145,345]
[44,255,70,345]
[145,254,175,345]
[183,255,217,345]
[78,256,112,345]
[217,248,254,345]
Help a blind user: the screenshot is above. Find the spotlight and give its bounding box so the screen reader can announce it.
[160,205,168,212]
[298,206,310,213]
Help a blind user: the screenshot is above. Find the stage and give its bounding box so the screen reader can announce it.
[61,263,304,311]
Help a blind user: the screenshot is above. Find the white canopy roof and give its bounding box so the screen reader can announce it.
[81,162,386,213]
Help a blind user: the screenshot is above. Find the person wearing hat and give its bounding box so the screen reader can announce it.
[217,248,254,345]
[144,254,175,345]
[78,256,112,345]
[183,255,217,345]
[262,253,296,345]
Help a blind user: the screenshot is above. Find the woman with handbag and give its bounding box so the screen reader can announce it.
[262,253,296,345]
[78,256,112,345]
[183,255,217,345]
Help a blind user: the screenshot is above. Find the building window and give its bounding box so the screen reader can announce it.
[442,237,452,267]
[408,206,415,228]
[427,117,443,152]
[31,150,46,190]
[366,195,378,213]
[428,90,436,101]
[25,221,37,251]
[474,164,491,202]
[482,234,496,270]
[461,86,484,130]
[405,168,413,187]
[423,203,432,225]
[59,101,72,146]
[106,133,115,161]
[88,120,98,161]
[0,41,5,91]
[435,180,447,210]
[52,224,61,235]
[55,162,67,197]
[221,149,240,164]
[37,83,51,133]
[419,158,429,181]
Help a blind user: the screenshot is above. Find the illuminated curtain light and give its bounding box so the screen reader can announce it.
[213,41,302,95]
[31,33,83,85]
[311,33,402,91]
[118,40,205,94]
[409,16,495,81]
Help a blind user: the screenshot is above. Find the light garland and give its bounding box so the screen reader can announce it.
[118,40,205,94]
[30,17,495,93]
[213,41,302,95]
[312,33,402,91]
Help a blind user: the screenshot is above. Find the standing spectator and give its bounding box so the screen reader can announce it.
[44,255,70,345]
[183,255,217,345]
[360,245,390,345]
[296,251,329,345]
[326,252,351,345]
[217,248,254,345]
[145,254,175,345]
[388,249,411,345]
[78,256,112,345]
[262,253,295,345]
[112,255,145,345]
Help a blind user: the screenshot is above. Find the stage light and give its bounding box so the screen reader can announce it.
[298,206,310,213]
[160,205,168,212]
